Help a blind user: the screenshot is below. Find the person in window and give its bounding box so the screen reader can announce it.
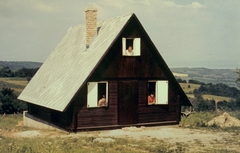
[98,95,107,107]
[148,93,156,105]
[125,45,134,56]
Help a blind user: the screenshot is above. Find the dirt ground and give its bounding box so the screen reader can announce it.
[2,124,240,152]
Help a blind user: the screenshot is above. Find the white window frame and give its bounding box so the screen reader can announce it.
[156,80,168,104]
[87,81,108,108]
[148,80,168,105]
[122,37,141,56]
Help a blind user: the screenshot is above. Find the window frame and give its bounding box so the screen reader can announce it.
[87,81,108,108]
[122,37,141,56]
[148,80,169,105]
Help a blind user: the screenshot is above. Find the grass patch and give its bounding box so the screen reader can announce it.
[179,83,201,94]
[180,111,240,132]
[1,113,240,152]
[0,134,186,153]
[0,114,29,132]
[180,111,216,128]
[0,77,28,95]
[0,114,23,130]
[202,94,234,102]
[0,115,187,153]
[186,94,233,103]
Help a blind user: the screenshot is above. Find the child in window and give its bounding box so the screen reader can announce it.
[148,93,156,105]
[125,46,134,56]
[98,95,107,107]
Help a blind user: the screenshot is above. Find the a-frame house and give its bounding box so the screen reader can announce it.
[18,8,192,131]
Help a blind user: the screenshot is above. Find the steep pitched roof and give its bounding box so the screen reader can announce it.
[18,14,133,111]
[18,13,192,112]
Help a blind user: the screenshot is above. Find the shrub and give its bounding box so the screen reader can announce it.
[0,87,27,114]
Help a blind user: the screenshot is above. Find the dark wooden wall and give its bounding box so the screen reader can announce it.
[27,17,181,131]
[74,81,119,129]
[28,104,73,129]
[138,80,180,123]
[71,25,181,129]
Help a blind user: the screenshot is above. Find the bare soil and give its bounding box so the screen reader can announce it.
[2,125,240,152]
[207,112,240,127]
[2,113,240,152]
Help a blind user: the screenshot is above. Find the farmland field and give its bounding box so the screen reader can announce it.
[0,77,28,95]
[179,83,201,93]
[202,94,234,102]
[186,94,233,102]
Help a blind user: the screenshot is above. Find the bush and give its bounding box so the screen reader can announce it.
[190,96,215,111]
[0,87,27,114]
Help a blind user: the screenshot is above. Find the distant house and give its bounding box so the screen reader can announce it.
[18,8,192,131]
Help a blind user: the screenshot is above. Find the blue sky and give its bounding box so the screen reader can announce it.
[0,0,239,68]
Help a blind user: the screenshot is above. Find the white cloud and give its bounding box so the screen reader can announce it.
[190,2,205,9]
[33,1,60,13]
[146,0,205,9]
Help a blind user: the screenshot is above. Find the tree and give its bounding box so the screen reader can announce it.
[236,68,240,82]
[0,87,27,114]
[190,96,215,111]
[14,67,39,77]
[188,79,205,85]
[176,78,187,83]
[0,67,14,77]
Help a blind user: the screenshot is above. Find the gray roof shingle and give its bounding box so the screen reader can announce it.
[18,14,133,111]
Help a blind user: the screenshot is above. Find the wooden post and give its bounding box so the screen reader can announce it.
[215,101,218,114]
[177,95,181,122]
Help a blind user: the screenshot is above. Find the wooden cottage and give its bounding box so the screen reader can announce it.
[18,8,192,131]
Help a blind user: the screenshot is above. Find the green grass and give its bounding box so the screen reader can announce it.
[0,115,185,153]
[0,114,29,132]
[186,94,233,102]
[179,83,201,94]
[202,94,234,102]
[180,111,240,132]
[0,137,185,153]
[180,111,216,128]
[1,113,240,152]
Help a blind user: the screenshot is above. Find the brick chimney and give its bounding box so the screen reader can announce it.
[85,8,98,48]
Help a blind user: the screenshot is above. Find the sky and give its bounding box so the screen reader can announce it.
[0,0,240,69]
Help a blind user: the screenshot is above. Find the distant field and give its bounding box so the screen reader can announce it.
[186,94,233,102]
[180,83,234,102]
[172,72,188,77]
[0,79,236,102]
[202,94,234,102]
[179,83,201,94]
[171,67,240,89]
[0,77,28,95]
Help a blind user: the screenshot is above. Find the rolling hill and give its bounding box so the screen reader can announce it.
[0,61,42,71]
[171,67,240,89]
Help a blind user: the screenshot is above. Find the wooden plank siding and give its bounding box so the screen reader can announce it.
[22,14,189,132]
[137,80,180,123]
[72,24,181,130]
[76,81,118,128]
[28,104,74,129]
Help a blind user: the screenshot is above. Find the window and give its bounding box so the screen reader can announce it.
[148,80,168,105]
[87,82,108,108]
[122,37,141,56]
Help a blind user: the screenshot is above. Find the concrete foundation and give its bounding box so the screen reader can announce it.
[23,111,63,131]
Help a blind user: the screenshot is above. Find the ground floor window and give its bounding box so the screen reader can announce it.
[148,80,168,105]
[87,81,108,108]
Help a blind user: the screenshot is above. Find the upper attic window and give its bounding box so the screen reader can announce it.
[122,38,141,56]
